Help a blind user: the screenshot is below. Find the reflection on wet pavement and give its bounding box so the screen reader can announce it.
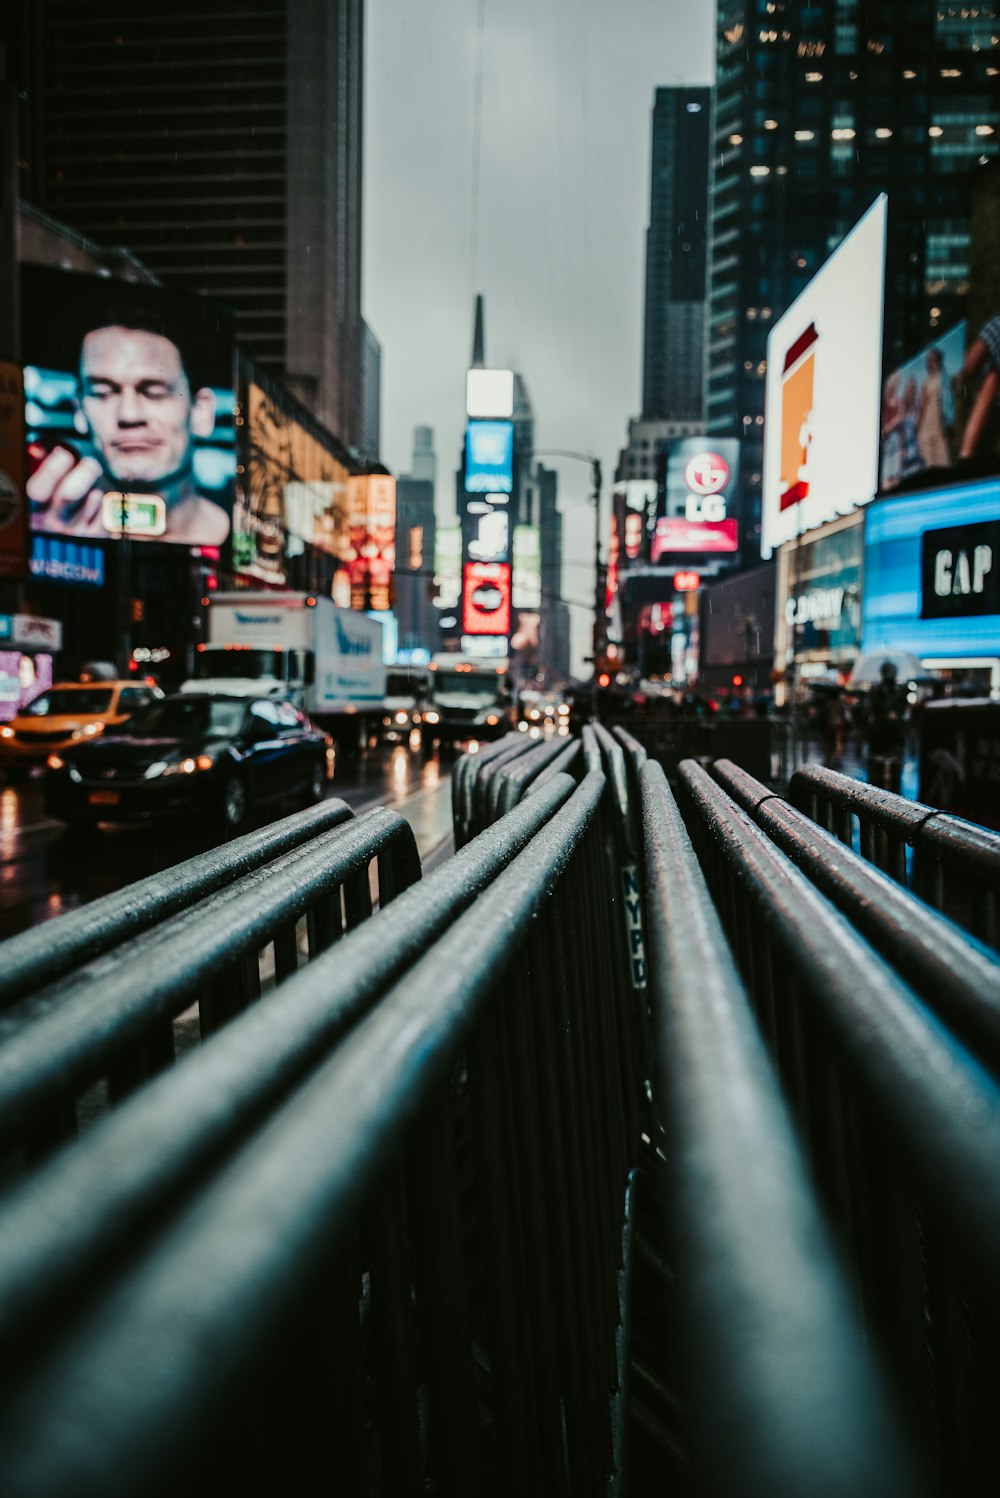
[0,744,454,943]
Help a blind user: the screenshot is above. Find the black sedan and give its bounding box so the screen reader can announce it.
[44,693,331,833]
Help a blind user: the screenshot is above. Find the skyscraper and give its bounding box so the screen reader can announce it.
[13,0,365,447]
[395,426,437,657]
[641,86,711,423]
[707,3,1000,548]
[360,321,382,463]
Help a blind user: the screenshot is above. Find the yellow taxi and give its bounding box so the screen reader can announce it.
[0,678,163,776]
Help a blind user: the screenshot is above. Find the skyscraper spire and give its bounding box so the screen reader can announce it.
[471,293,486,367]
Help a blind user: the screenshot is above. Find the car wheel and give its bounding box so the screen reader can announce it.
[220,772,247,833]
[305,760,325,806]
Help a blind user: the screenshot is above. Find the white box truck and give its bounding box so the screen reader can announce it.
[425,652,513,745]
[185,593,386,744]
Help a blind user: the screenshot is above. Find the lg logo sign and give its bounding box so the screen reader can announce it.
[683,451,730,522]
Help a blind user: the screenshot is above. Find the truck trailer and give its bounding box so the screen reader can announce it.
[185,593,386,745]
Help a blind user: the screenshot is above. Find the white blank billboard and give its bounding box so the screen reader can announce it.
[466,368,515,419]
[761,196,887,559]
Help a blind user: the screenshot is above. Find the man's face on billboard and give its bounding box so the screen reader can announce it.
[78,326,215,487]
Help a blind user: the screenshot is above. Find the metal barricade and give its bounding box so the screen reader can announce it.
[0,805,421,1165]
[678,756,1000,1492]
[0,798,356,1010]
[640,759,915,1495]
[791,761,1000,948]
[0,770,643,1498]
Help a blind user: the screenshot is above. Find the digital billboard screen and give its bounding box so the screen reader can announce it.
[664,438,741,532]
[863,480,1000,659]
[462,561,511,635]
[348,475,396,613]
[22,265,236,548]
[512,524,541,609]
[651,517,738,558]
[464,420,514,494]
[761,197,886,558]
[880,323,967,493]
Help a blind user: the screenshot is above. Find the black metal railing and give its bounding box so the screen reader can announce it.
[678,756,1000,1493]
[640,758,915,1495]
[0,769,642,1498]
[790,761,1000,948]
[0,803,421,1166]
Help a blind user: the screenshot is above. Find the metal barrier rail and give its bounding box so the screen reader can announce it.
[450,731,520,847]
[0,798,355,1009]
[640,759,915,1495]
[679,757,1000,1491]
[493,735,576,816]
[0,771,640,1498]
[790,761,1000,948]
[714,759,1000,1073]
[0,806,421,1163]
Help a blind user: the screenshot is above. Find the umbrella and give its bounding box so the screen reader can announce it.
[848,651,926,687]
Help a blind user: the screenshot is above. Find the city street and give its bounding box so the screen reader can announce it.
[0,741,453,942]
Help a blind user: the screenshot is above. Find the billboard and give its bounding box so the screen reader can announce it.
[879,323,967,493]
[664,438,741,528]
[651,518,739,558]
[0,362,27,580]
[466,368,514,419]
[464,420,514,493]
[348,475,396,613]
[462,561,511,635]
[236,376,351,588]
[29,534,104,587]
[512,524,542,609]
[761,196,887,558]
[879,165,1000,495]
[863,480,1000,658]
[434,525,462,609]
[467,509,510,563]
[22,265,236,548]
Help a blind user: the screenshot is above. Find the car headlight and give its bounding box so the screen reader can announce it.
[160,757,200,777]
[71,723,104,741]
[47,754,65,770]
[1,725,14,739]
[395,710,409,724]
[486,714,499,726]
[423,711,439,725]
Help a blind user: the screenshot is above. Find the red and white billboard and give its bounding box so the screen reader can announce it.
[462,561,511,635]
[651,518,738,559]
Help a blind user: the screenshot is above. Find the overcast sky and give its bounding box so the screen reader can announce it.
[365,0,714,670]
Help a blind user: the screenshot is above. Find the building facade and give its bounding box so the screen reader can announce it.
[360,320,381,464]
[12,0,365,448]
[708,2,1000,550]
[642,86,711,424]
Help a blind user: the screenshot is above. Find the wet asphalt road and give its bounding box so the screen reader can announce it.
[0,741,455,943]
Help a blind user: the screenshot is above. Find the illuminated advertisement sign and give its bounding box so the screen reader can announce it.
[880,323,967,493]
[464,420,514,494]
[651,518,739,558]
[863,481,1000,658]
[512,524,542,609]
[921,518,1000,620]
[468,509,510,563]
[0,650,53,723]
[664,437,741,529]
[236,377,351,589]
[466,368,514,419]
[348,474,396,613]
[22,265,236,548]
[761,196,886,558]
[0,361,27,580]
[462,561,511,635]
[29,534,104,587]
[434,525,462,609]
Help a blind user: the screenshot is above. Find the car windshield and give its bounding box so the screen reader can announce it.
[386,672,422,696]
[433,672,498,698]
[24,689,114,717]
[116,699,247,740]
[193,650,284,680]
